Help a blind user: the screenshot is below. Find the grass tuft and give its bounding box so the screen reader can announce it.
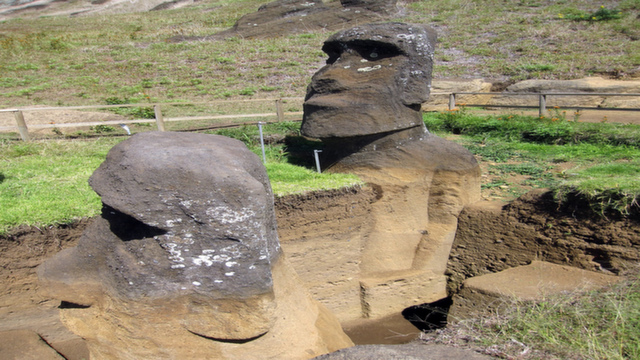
[429,268,640,359]
[425,110,640,216]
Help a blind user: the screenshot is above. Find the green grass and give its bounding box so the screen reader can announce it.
[0,122,362,234]
[433,268,640,359]
[0,138,120,232]
[424,110,640,216]
[1,0,639,109]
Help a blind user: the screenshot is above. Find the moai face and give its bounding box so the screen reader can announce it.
[301,22,436,139]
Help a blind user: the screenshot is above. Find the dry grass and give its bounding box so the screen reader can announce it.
[1,0,638,110]
[421,267,640,360]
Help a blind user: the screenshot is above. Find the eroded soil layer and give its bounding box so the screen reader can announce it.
[448,189,640,295]
[1,188,639,353]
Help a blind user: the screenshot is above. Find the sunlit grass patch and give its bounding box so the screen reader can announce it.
[0,138,122,233]
[267,162,362,197]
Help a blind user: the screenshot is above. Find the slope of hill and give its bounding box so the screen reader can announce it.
[0,0,638,108]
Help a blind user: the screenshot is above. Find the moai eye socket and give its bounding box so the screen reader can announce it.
[322,43,346,65]
[351,41,403,61]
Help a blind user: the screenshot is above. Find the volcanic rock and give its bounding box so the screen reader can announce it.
[294,22,482,339]
[38,131,352,359]
[211,0,401,40]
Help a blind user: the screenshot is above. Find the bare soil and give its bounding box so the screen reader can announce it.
[2,186,639,358]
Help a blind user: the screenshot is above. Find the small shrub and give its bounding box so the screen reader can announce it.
[92,125,116,133]
[105,96,128,105]
[559,6,622,22]
[520,63,555,72]
[239,87,256,96]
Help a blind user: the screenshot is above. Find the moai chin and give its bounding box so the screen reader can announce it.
[300,23,482,325]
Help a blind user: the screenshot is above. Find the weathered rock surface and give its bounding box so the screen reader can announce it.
[38,131,352,359]
[448,261,621,322]
[296,23,481,339]
[211,0,401,40]
[487,77,640,109]
[313,343,493,360]
[423,79,493,111]
[302,22,436,138]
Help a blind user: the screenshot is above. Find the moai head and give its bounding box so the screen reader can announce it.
[301,22,436,139]
[39,132,281,342]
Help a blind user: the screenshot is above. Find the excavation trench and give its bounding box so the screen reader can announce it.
[1,187,639,352]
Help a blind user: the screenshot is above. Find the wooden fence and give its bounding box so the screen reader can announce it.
[446,92,640,117]
[0,97,304,142]
[2,92,640,141]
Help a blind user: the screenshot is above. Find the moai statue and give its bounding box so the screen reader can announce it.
[38,132,352,359]
[301,23,482,321]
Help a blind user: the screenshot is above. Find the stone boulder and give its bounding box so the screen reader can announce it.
[313,343,493,360]
[38,132,352,359]
[422,79,493,111]
[210,0,401,40]
[448,261,621,322]
[487,77,640,109]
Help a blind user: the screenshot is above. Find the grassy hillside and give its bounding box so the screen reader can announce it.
[1,0,639,109]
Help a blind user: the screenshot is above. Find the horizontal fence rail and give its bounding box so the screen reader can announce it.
[2,92,639,141]
[0,97,305,141]
[446,92,640,117]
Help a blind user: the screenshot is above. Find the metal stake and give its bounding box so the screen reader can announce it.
[258,122,266,165]
[314,149,323,173]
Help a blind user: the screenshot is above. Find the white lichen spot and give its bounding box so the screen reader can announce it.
[213,254,232,262]
[214,280,223,283]
[129,281,133,285]
[358,65,382,72]
[206,206,255,225]
[225,261,238,267]
[166,243,185,264]
[397,33,415,41]
[360,59,369,63]
[171,264,186,269]
[165,218,183,228]
[192,281,201,286]
[193,255,214,267]
[343,65,351,69]
[180,200,193,209]
[225,272,235,277]
[259,255,267,260]
[203,249,216,254]
[249,265,256,270]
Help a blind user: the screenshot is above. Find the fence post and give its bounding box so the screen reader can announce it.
[154,105,166,131]
[275,99,284,122]
[539,94,547,118]
[448,93,456,110]
[14,110,30,142]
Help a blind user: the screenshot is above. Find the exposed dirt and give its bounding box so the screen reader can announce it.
[2,186,639,358]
